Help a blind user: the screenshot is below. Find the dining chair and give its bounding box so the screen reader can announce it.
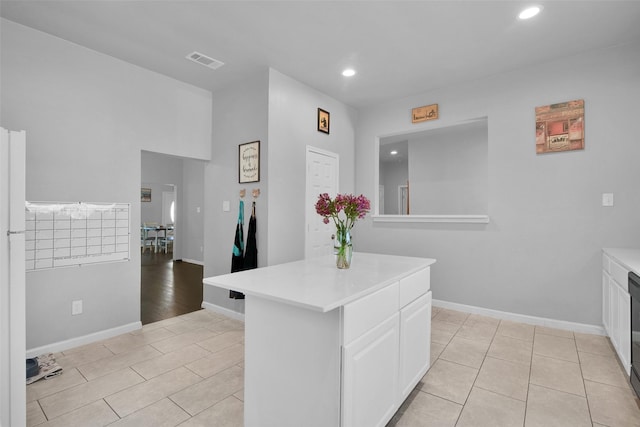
[158,224,174,254]
[142,222,159,253]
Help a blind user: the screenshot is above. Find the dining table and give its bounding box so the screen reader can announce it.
[141,225,173,253]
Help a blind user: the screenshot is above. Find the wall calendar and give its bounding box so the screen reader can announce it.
[25,201,130,271]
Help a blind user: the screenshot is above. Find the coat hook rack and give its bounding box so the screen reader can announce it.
[252,188,260,199]
[239,189,246,198]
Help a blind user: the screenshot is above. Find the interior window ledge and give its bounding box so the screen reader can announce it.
[372,214,490,224]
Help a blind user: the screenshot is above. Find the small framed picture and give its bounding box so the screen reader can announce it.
[317,108,330,134]
[141,188,151,202]
[535,99,584,154]
[239,140,260,183]
[412,104,439,123]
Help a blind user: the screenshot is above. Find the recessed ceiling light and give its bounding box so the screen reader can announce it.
[342,68,356,77]
[390,150,398,155]
[518,6,542,20]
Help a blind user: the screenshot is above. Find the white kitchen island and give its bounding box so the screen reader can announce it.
[202,252,436,427]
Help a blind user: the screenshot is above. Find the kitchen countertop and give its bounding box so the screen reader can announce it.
[603,248,640,276]
[202,252,435,313]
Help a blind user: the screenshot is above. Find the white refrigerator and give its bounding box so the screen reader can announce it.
[0,128,26,427]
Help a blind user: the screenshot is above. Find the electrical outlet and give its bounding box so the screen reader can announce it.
[72,300,83,315]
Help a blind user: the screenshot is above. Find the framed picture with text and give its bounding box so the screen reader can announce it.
[239,140,260,183]
[317,108,330,134]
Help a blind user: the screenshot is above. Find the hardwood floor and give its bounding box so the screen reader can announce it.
[141,251,203,325]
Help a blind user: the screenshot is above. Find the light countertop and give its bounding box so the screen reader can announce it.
[203,252,435,313]
[603,248,640,276]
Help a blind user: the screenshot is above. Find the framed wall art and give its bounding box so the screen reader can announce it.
[317,108,330,134]
[535,99,584,154]
[141,188,151,202]
[239,140,260,183]
[412,103,439,123]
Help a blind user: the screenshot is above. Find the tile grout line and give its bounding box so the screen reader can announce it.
[522,326,535,427]
[452,313,495,426]
[417,310,469,422]
[35,398,47,425]
[102,397,122,424]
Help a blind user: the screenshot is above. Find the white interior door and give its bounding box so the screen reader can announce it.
[305,147,338,259]
[0,128,26,427]
[398,185,408,215]
[161,189,176,258]
[161,189,175,226]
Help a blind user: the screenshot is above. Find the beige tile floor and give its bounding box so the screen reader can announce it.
[26,307,640,427]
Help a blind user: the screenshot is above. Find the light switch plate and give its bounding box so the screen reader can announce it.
[223,201,230,212]
[72,300,83,315]
[602,193,614,207]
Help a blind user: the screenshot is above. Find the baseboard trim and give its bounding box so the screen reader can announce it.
[26,321,142,358]
[201,301,245,322]
[181,258,203,266]
[432,299,605,336]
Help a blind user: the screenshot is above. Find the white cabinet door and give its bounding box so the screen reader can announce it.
[603,257,632,376]
[602,272,611,334]
[342,313,399,427]
[610,277,620,351]
[617,286,631,374]
[399,292,431,402]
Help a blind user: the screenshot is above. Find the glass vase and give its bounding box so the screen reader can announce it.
[334,229,353,269]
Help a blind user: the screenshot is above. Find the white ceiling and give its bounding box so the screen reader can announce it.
[2,1,640,108]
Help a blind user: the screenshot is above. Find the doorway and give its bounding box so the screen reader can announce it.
[398,184,409,215]
[141,150,204,324]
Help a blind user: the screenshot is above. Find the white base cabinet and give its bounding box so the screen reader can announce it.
[341,266,432,427]
[602,251,631,375]
[203,253,435,427]
[245,269,431,427]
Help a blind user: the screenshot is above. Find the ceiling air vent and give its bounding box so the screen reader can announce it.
[186,51,225,70]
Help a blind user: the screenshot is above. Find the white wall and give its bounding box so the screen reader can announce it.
[267,69,358,265]
[356,41,640,326]
[408,122,488,215]
[380,160,408,215]
[6,14,634,351]
[203,69,358,314]
[182,158,205,263]
[203,70,269,314]
[1,19,212,350]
